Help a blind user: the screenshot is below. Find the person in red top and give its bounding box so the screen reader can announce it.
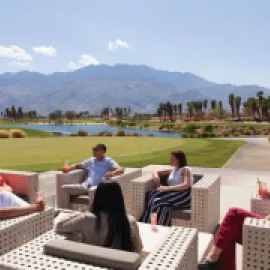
[199,207,270,270]
[0,175,45,219]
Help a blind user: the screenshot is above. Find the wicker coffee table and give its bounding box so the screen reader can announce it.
[0,225,198,270]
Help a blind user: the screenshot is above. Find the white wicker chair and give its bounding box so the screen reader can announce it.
[130,173,221,233]
[242,217,270,270]
[56,168,142,213]
[0,207,54,255]
[250,194,270,217]
[0,227,198,270]
[0,170,39,204]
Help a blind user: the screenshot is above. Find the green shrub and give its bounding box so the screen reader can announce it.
[189,134,194,138]
[201,132,209,138]
[244,130,252,136]
[131,132,142,137]
[223,132,230,137]
[68,132,77,137]
[183,123,197,135]
[193,133,201,138]
[143,123,149,128]
[77,129,88,136]
[181,133,189,138]
[0,130,10,138]
[10,129,26,138]
[104,131,113,136]
[115,130,126,136]
[204,125,213,133]
[127,122,136,127]
[148,133,154,137]
[208,132,216,138]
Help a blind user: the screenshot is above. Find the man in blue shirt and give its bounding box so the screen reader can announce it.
[61,144,123,209]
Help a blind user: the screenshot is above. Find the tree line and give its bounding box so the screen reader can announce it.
[1,106,37,119]
[156,91,269,121]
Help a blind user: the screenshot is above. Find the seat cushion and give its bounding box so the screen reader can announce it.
[70,195,89,205]
[172,209,191,220]
[44,239,141,270]
[198,232,214,263]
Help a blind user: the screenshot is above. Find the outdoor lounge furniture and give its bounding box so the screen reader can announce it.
[0,170,39,204]
[242,217,270,270]
[250,194,270,217]
[0,223,200,270]
[130,173,221,233]
[0,207,54,255]
[56,168,142,212]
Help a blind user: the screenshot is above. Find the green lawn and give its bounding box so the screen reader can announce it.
[0,137,245,172]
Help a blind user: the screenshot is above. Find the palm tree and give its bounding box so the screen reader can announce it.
[177,103,182,118]
[218,101,223,117]
[11,105,17,119]
[203,99,208,114]
[235,96,242,120]
[17,107,23,118]
[187,102,193,119]
[210,100,217,111]
[256,91,264,120]
[228,94,235,119]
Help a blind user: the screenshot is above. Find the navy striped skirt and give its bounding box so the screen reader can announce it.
[139,188,191,226]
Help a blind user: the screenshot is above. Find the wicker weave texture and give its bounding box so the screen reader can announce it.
[57,168,142,212]
[0,170,39,204]
[139,227,197,270]
[56,170,87,208]
[0,230,106,270]
[0,227,197,270]
[250,194,270,217]
[242,217,270,270]
[131,173,220,233]
[0,208,54,255]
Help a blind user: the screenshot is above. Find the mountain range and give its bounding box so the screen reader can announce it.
[0,64,269,114]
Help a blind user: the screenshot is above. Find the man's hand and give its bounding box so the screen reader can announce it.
[62,166,70,173]
[157,186,169,192]
[104,171,114,179]
[35,199,46,212]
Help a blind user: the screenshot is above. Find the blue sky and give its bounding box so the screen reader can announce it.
[1,0,270,87]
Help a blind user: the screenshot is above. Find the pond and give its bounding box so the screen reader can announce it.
[1,124,181,138]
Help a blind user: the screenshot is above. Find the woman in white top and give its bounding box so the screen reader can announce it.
[140,150,193,226]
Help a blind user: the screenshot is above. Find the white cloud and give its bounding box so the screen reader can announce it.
[68,61,78,70]
[32,46,56,57]
[8,61,30,68]
[69,54,99,70]
[0,45,32,61]
[108,39,132,51]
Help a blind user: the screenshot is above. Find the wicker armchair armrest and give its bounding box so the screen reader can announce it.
[56,170,87,208]
[0,170,39,204]
[242,217,270,270]
[130,173,154,220]
[192,174,221,232]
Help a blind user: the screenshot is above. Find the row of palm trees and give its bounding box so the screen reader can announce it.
[156,91,269,121]
[101,107,132,119]
[230,91,270,120]
[156,99,224,120]
[1,106,37,119]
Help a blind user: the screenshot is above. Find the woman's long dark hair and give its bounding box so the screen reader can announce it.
[91,181,133,251]
[171,150,187,168]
